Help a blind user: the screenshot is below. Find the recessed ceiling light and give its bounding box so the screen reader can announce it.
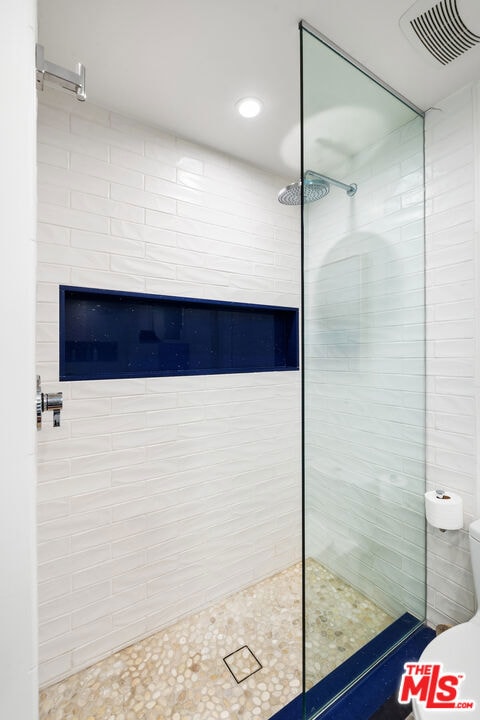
[236,97,263,118]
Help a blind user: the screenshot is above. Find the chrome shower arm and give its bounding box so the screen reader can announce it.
[305,169,357,196]
[278,168,358,204]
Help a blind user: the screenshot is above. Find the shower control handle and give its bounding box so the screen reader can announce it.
[36,375,63,429]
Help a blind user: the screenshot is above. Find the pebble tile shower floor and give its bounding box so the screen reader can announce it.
[39,560,392,720]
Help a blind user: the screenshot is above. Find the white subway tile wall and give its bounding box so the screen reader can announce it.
[36,88,301,686]
[424,84,478,628]
[304,116,427,620]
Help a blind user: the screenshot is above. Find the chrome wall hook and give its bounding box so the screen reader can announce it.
[35,44,86,101]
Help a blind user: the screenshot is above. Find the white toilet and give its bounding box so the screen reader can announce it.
[412,519,480,719]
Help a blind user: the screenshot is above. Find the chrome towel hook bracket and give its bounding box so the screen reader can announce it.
[35,44,86,101]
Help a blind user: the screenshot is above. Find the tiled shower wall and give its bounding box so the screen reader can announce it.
[36,88,301,686]
[304,116,426,620]
[424,83,479,628]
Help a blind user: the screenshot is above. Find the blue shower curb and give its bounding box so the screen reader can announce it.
[271,613,435,720]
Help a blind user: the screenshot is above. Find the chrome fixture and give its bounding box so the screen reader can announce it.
[279,176,330,205]
[278,169,357,205]
[36,375,63,430]
[35,44,86,101]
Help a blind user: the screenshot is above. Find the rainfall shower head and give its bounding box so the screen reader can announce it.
[277,170,357,205]
[278,178,329,205]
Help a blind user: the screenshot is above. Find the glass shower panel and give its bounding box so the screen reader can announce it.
[302,25,425,716]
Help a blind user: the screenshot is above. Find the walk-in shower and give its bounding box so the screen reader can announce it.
[278,170,357,205]
[35,13,426,720]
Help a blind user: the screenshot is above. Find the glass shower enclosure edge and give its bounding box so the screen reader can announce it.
[300,21,426,719]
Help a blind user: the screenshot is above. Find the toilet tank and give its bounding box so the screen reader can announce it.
[468,519,480,609]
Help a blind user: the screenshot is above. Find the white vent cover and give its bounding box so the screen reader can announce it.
[400,0,480,64]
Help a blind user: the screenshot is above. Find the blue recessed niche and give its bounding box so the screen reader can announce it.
[59,286,299,381]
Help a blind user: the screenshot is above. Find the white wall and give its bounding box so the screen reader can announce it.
[424,82,479,627]
[304,116,426,620]
[36,88,301,686]
[0,1,38,718]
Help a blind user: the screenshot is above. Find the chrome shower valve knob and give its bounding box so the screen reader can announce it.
[36,375,63,429]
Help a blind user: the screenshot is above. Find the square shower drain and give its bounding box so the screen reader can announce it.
[223,645,262,683]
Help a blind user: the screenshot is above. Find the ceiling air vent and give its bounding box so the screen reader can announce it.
[405,0,480,64]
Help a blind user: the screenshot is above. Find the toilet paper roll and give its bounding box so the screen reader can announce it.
[425,490,463,530]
